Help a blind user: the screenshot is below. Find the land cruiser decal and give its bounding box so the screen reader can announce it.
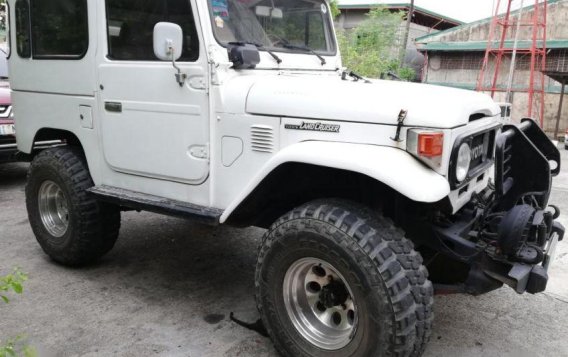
[284,122,341,133]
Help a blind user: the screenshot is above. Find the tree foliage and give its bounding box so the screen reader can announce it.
[337,7,416,80]
[329,0,341,20]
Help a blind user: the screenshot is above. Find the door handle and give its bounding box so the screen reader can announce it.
[105,102,122,113]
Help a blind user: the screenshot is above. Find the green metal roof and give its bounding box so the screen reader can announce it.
[417,39,568,52]
[415,0,564,43]
[337,2,464,25]
[426,81,567,93]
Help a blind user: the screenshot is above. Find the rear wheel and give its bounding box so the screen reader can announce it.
[26,147,121,266]
[256,200,433,357]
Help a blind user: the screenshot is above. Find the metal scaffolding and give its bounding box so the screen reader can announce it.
[476,0,548,126]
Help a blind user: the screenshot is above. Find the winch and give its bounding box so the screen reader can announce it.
[497,204,556,264]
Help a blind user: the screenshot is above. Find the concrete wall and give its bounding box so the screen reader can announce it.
[419,0,568,43]
[425,51,564,89]
[424,50,567,136]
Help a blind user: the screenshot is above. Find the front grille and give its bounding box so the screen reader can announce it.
[468,131,495,178]
[449,125,499,189]
[468,132,492,174]
[0,105,11,118]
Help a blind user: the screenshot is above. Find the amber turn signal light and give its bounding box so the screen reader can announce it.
[417,133,444,157]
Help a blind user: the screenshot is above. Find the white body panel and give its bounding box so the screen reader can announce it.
[8,1,98,96]
[98,63,209,184]
[219,141,450,223]
[246,75,500,129]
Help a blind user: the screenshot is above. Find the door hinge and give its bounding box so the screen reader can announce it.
[188,76,207,90]
[189,145,209,160]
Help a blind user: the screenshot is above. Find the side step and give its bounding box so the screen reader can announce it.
[87,185,223,226]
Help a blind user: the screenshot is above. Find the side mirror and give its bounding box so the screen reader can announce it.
[153,22,186,86]
[153,22,183,61]
[228,44,260,69]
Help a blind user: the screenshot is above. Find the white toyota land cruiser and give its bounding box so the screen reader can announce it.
[7,0,564,356]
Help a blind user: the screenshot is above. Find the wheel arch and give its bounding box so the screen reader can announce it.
[221,141,450,228]
[18,128,84,161]
[34,128,82,146]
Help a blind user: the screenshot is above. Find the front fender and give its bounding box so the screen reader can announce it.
[220,141,450,223]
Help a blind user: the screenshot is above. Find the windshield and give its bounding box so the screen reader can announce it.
[208,0,336,54]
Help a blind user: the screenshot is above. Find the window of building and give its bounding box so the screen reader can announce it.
[106,0,200,62]
[30,0,89,58]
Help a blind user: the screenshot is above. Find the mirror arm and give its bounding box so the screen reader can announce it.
[167,39,187,87]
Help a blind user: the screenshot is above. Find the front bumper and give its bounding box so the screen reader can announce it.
[481,219,564,294]
[430,119,564,295]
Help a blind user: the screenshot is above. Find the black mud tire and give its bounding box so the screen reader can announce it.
[26,147,121,266]
[255,200,433,357]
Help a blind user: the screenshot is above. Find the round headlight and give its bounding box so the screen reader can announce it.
[456,143,471,182]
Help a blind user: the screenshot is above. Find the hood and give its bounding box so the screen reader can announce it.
[245,75,500,129]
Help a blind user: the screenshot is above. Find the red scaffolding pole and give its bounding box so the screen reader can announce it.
[476,0,548,126]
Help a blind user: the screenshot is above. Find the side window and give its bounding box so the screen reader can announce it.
[15,0,31,58]
[106,0,200,62]
[30,0,89,58]
[14,0,88,59]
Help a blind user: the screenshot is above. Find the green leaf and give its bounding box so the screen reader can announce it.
[0,295,9,304]
[11,282,23,294]
[23,345,38,357]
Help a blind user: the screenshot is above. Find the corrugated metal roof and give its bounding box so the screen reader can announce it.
[426,81,567,93]
[336,1,464,25]
[417,39,568,52]
[415,0,565,43]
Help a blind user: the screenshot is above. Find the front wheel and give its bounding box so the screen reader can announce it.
[256,200,433,357]
[26,147,121,266]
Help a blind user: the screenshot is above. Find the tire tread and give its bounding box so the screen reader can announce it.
[255,199,434,357]
[26,147,121,266]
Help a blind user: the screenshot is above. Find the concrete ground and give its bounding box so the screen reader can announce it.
[1,151,568,357]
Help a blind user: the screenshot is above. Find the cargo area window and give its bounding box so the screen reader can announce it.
[15,0,31,58]
[106,0,200,62]
[30,0,89,58]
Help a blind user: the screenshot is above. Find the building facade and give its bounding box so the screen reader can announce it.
[416,0,568,136]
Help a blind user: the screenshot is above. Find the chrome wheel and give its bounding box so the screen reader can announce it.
[38,180,69,238]
[283,258,358,350]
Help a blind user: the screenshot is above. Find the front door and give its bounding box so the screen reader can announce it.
[99,0,209,184]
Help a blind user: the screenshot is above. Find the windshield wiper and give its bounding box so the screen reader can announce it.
[282,43,326,66]
[228,41,282,65]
